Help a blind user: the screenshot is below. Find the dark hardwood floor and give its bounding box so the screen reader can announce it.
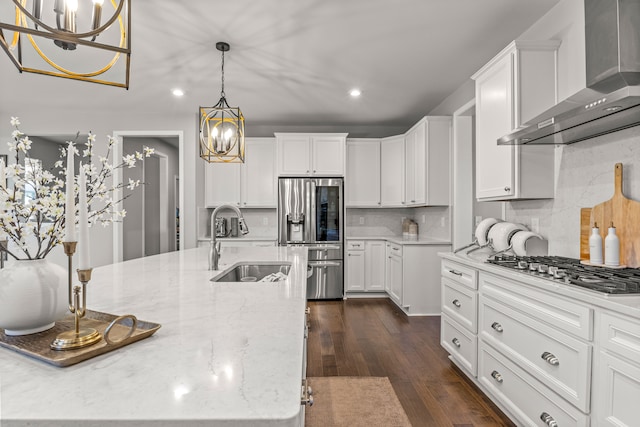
[306,298,516,427]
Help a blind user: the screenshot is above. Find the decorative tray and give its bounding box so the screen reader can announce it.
[0,310,161,367]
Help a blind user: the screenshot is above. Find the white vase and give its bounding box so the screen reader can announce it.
[0,259,69,336]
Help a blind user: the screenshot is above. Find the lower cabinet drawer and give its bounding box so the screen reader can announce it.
[598,311,640,363]
[479,342,589,427]
[441,315,477,376]
[442,277,477,333]
[442,259,477,289]
[480,295,592,412]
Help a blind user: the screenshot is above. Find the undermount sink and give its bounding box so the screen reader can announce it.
[211,262,292,282]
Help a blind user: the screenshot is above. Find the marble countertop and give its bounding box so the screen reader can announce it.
[440,251,640,318]
[0,246,309,426]
[346,235,451,245]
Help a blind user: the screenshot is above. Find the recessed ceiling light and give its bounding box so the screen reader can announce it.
[349,88,362,98]
[172,88,185,97]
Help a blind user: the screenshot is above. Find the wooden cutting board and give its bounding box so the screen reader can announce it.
[579,163,640,267]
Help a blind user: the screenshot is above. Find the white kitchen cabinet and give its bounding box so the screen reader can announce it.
[472,40,559,201]
[440,258,479,377]
[346,240,385,293]
[346,139,381,207]
[480,272,593,412]
[275,133,347,176]
[205,137,276,208]
[380,135,405,207]
[242,138,277,207]
[439,253,640,427]
[364,240,385,292]
[593,311,640,427]
[386,242,403,305]
[204,162,241,207]
[479,342,589,427]
[385,243,451,315]
[404,116,451,206]
[346,240,366,292]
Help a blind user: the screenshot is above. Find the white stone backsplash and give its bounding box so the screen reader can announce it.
[506,125,640,258]
[346,206,451,239]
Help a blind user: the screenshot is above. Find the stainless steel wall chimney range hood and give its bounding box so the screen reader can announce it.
[499,0,640,145]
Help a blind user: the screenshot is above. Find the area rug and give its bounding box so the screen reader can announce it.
[305,376,412,427]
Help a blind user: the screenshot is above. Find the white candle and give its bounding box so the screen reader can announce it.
[64,143,76,242]
[0,157,5,240]
[0,157,5,190]
[78,164,91,270]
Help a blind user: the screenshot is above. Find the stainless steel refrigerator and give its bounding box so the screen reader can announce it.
[278,177,343,299]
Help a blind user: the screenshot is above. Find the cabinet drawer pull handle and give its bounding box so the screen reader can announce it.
[491,322,504,333]
[504,186,511,192]
[452,299,461,308]
[540,412,558,427]
[448,269,462,276]
[541,352,559,366]
[451,337,461,348]
[491,370,503,383]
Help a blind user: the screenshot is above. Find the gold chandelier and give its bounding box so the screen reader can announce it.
[0,0,131,88]
[199,41,245,164]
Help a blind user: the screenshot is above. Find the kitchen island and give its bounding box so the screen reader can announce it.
[0,246,309,426]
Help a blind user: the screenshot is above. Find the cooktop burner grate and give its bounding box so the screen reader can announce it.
[486,255,640,294]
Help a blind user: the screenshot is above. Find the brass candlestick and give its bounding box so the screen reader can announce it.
[50,242,102,351]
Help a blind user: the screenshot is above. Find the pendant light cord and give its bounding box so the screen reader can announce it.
[220,48,226,99]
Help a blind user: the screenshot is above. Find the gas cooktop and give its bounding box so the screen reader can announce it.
[486,255,640,295]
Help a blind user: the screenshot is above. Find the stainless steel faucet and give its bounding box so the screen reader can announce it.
[209,205,249,270]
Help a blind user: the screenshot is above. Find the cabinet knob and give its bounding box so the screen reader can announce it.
[306,170,310,173]
[504,186,511,192]
[313,170,316,173]
[452,299,461,308]
[411,199,416,203]
[378,202,381,205]
[451,337,461,348]
[540,412,558,427]
[491,322,504,333]
[491,370,503,383]
[541,351,559,366]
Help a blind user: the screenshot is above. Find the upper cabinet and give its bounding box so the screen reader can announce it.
[346,139,381,207]
[404,116,452,207]
[472,40,560,201]
[345,117,451,208]
[275,133,347,176]
[380,135,405,207]
[204,137,276,208]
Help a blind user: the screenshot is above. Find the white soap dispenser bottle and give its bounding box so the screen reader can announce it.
[589,222,603,265]
[604,221,620,266]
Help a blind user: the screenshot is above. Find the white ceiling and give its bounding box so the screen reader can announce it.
[0,0,562,138]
